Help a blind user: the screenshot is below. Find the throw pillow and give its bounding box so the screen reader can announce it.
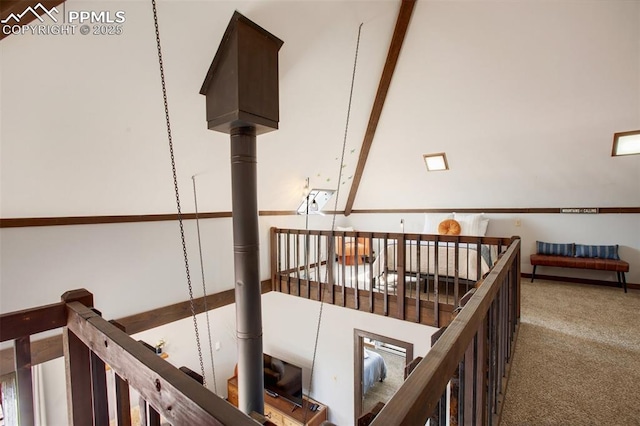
[438,219,461,235]
[423,213,453,234]
[453,213,483,236]
[536,241,574,257]
[575,244,620,260]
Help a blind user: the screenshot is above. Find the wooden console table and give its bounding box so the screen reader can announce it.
[227,376,328,426]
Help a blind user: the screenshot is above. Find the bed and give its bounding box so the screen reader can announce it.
[372,240,498,285]
[363,349,387,395]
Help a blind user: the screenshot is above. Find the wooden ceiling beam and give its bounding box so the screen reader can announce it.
[344,0,416,216]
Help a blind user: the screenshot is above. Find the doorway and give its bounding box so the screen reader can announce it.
[354,329,413,423]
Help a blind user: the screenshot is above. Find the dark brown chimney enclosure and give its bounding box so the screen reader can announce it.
[200,11,283,416]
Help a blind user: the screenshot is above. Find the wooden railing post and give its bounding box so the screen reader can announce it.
[327,232,335,304]
[511,236,521,319]
[14,336,35,426]
[316,233,322,301]
[476,316,488,424]
[341,233,347,306]
[396,234,406,320]
[62,289,94,426]
[306,229,311,299]
[270,227,278,292]
[90,309,109,426]
[463,334,477,424]
[433,235,440,327]
[354,232,360,310]
[138,398,163,426]
[429,327,449,426]
[63,328,93,426]
[114,373,132,426]
[111,320,133,426]
[415,234,421,323]
[91,350,109,426]
[368,235,374,313]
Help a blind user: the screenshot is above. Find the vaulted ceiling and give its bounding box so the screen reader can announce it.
[1,0,638,218]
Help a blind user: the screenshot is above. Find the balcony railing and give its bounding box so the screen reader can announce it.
[372,237,521,425]
[271,227,515,328]
[1,232,520,426]
[0,290,256,426]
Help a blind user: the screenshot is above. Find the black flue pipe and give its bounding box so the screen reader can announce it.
[230,126,264,415]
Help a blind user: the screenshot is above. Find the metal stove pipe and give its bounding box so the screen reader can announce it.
[230,126,264,415]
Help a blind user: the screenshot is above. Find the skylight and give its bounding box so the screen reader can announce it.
[612,130,640,156]
[297,189,335,215]
[423,153,449,171]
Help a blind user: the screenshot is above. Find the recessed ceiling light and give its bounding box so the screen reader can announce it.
[612,130,640,156]
[423,153,449,171]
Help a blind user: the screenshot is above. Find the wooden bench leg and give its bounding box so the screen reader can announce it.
[531,265,537,282]
[620,272,628,293]
[617,272,622,290]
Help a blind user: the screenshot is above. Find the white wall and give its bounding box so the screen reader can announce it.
[262,292,436,426]
[357,0,640,209]
[0,218,235,317]
[39,358,67,425]
[132,293,437,426]
[0,0,398,217]
[0,212,348,315]
[344,212,640,284]
[1,1,637,217]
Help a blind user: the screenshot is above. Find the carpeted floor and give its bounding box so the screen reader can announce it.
[500,279,640,425]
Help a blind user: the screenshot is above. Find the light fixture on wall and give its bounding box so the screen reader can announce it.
[423,152,449,171]
[612,130,640,156]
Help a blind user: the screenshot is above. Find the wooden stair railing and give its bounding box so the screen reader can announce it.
[0,280,273,377]
[0,289,258,426]
[0,290,90,426]
[371,237,521,425]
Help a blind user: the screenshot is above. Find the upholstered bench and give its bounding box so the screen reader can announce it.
[530,246,630,293]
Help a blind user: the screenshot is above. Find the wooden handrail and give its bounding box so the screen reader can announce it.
[270,227,513,246]
[371,238,520,425]
[0,281,272,376]
[65,301,257,426]
[1,289,261,425]
[0,301,67,342]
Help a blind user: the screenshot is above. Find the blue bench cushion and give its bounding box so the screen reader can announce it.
[575,244,620,260]
[536,241,574,257]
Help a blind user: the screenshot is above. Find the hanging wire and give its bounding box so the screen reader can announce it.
[151,0,206,383]
[305,22,363,423]
[192,175,218,394]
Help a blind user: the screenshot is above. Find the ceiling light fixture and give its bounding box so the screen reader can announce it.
[423,153,449,171]
[612,130,640,156]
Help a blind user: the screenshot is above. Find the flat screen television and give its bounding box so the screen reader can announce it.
[263,353,303,408]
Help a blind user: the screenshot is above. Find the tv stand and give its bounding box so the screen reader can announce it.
[227,376,328,426]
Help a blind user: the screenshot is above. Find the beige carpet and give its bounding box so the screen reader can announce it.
[500,279,640,425]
